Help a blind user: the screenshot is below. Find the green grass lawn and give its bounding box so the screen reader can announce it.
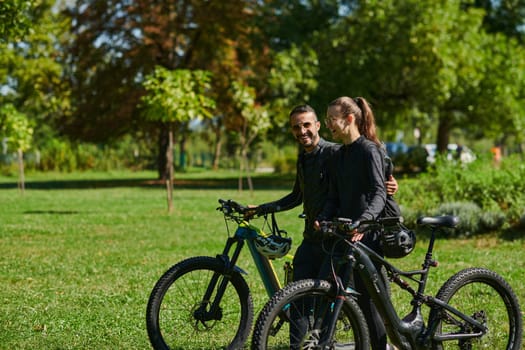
[1,171,524,349]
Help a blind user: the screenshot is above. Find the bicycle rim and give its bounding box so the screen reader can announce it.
[146,257,253,350]
[252,279,369,350]
[432,267,522,350]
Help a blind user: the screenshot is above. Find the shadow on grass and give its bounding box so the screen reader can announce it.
[500,226,525,240]
[0,174,295,190]
[23,210,80,214]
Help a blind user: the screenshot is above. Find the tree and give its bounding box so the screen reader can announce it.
[139,66,215,212]
[314,0,525,152]
[230,81,271,192]
[466,33,525,147]
[469,0,525,43]
[65,0,267,178]
[255,0,343,138]
[0,0,71,153]
[265,44,319,133]
[0,103,33,192]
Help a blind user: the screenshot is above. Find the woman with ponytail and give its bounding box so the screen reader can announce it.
[319,96,386,225]
[316,96,391,350]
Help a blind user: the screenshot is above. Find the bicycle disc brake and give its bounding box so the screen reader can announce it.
[301,328,321,350]
[191,302,222,331]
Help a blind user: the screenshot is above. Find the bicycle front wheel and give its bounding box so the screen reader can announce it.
[432,267,522,350]
[251,278,370,350]
[146,256,253,350]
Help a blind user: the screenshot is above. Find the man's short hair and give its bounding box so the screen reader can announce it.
[289,104,317,120]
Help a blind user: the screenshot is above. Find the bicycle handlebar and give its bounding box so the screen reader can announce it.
[320,216,403,237]
[217,199,248,216]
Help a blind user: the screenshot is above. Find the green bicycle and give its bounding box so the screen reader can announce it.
[146,199,295,349]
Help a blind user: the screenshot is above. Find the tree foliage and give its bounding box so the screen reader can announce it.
[2,0,524,173]
[0,103,33,152]
[313,0,525,150]
[140,67,215,123]
[266,44,319,131]
[0,0,33,42]
[65,0,266,140]
[230,81,271,191]
[64,0,269,176]
[469,0,525,43]
[0,103,33,191]
[0,0,70,141]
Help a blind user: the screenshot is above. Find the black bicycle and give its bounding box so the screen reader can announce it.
[252,215,522,349]
[146,199,297,350]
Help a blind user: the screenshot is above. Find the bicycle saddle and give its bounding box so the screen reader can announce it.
[417,215,459,228]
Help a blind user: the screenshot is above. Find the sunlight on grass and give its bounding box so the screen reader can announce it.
[0,172,523,349]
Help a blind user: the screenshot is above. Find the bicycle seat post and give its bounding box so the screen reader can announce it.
[424,226,438,267]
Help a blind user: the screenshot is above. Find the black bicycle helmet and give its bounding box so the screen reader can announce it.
[380,224,416,259]
[254,234,292,259]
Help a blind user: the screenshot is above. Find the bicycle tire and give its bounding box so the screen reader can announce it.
[431,267,522,350]
[146,256,254,350]
[251,278,370,350]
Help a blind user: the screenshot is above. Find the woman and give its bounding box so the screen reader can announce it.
[316,96,390,350]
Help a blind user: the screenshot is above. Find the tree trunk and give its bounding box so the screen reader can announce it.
[166,125,174,213]
[238,148,244,192]
[436,115,452,154]
[238,124,247,192]
[238,147,254,193]
[179,131,187,170]
[244,153,253,193]
[158,125,169,180]
[212,123,222,170]
[17,149,25,193]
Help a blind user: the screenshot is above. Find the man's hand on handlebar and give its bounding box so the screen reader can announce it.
[244,205,258,220]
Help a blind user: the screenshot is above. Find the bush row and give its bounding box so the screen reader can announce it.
[396,154,525,237]
[0,136,157,175]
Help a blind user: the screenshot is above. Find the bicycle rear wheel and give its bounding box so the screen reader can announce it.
[146,256,253,350]
[251,279,370,350]
[432,267,522,350]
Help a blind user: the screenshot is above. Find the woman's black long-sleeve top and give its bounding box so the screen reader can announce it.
[319,135,387,223]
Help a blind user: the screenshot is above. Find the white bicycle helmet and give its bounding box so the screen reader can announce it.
[254,234,292,259]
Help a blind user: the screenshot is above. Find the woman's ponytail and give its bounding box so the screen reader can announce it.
[354,97,380,146]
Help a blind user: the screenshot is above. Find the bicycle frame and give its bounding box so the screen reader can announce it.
[200,218,289,323]
[333,225,488,349]
[231,221,285,297]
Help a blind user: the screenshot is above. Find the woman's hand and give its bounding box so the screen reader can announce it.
[350,229,364,242]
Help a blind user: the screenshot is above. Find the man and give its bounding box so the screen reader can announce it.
[254,104,398,282]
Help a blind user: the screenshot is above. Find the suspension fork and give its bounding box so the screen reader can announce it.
[194,236,245,321]
[317,256,356,348]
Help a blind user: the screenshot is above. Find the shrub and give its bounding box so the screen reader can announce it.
[431,202,505,237]
[273,154,296,174]
[396,153,525,235]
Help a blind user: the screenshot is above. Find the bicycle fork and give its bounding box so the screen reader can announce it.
[317,261,357,349]
[194,237,246,324]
